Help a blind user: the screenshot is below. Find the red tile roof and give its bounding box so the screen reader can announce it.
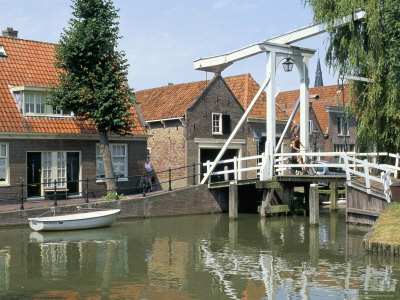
[275,85,350,134]
[136,73,288,121]
[136,72,348,134]
[0,36,145,135]
[136,80,208,121]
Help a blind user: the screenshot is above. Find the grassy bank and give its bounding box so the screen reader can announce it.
[363,203,400,255]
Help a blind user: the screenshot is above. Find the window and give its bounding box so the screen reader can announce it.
[337,116,349,135]
[9,87,68,117]
[0,44,6,57]
[24,92,55,115]
[96,144,128,179]
[212,113,222,135]
[42,152,67,188]
[333,144,347,163]
[0,144,9,184]
[309,120,313,135]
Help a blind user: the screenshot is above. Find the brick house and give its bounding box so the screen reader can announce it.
[0,28,147,200]
[275,84,356,161]
[136,73,289,188]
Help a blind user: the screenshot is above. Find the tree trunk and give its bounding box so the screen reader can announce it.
[99,131,116,193]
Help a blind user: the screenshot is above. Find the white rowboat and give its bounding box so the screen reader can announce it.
[28,209,121,231]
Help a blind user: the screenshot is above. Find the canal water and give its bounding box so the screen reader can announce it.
[1,209,400,299]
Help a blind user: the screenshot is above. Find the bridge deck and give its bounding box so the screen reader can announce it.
[208,175,346,189]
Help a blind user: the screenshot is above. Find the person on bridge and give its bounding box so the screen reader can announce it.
[291,133,308,174]
[145,157,155,192]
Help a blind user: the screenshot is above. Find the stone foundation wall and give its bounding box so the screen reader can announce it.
[0,185,228,227]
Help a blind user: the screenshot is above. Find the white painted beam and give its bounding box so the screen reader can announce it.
[343,75,373,83]
[275,97,300,152]
[193,10,366,73]
[267,10,366,45]
[200,75,270,184]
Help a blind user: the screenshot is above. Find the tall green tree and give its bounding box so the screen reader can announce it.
[304,0,400,153]
[48,0,135,191]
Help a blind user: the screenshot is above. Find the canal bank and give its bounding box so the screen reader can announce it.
[363,202,400,255]
[0,185,228,227]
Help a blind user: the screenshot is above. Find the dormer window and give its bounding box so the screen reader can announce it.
[0,44,6,57]
[10,86,68,117]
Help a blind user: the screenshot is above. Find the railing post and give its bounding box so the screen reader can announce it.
[85,177,89,203]
[207,160,211,184]
[342,154,351,182]
[395,153,399,178]
[233,156,238,182]
[20,182,24,210]
[115,177,119,200]
[192,162,196,185]
[168,167,172,191]
[363,159,371,193]
[224,166,229,181]
[142,174,147,197]
[53,179,57,207]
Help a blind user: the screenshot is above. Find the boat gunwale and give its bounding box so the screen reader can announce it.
[28,209,121,223]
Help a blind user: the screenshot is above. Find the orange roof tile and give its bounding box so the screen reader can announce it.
[0,36,145,136]
[275,84,350,134]
[136,73,288,121]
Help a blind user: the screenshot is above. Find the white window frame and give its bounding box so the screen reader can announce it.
[212,113,222,135]
[337,116,349,136]
[308,120,313,135]
[42,152,67,190]
[0,144,9,186]
[96,144,128,181]
[10,86,69,117]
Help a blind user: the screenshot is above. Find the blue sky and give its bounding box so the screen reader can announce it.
[0,0,338,92]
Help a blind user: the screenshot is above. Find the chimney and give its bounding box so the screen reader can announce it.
[168,83,173,86]
[2,27,18,38]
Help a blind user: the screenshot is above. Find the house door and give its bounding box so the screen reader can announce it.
[67,152,80,195]
[27,152,41,198]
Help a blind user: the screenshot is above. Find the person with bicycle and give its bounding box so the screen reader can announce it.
[291,133,308,174]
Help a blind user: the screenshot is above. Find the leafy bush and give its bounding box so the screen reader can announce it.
[102,192,124,200]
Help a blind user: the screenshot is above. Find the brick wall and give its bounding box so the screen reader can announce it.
[146,121,187,190]
[185,76,249,183]
[0,184,229,226]
[0,137,147,200]
[186,76,247,141]
[325,112,358,155]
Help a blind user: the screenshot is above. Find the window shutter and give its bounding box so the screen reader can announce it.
[222,115,230,134]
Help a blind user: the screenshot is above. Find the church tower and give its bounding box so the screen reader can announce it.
[314,57,324,87]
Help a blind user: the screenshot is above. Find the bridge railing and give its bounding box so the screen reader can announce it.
[203,154,264,183]
[273,151,348,174]
[341,154,397,203]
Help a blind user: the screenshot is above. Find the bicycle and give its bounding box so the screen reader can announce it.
[135,173,154,193]
[289,151,316,175]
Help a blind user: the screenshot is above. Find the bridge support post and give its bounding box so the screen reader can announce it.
[283,185,294,211]
[304,184,310,208]
[229,182,238,219]
[329,182,338,211]
[309,184,319,225]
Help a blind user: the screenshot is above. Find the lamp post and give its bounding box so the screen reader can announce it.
[282,58,294,72]
[312,131,320,161]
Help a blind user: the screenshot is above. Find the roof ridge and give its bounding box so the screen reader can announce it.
[136,73,251,93]
[277,84,347,94]
[0,36,57,46]
[244,73,250,108]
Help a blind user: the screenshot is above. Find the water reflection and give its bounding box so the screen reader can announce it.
[0,211,400,299]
